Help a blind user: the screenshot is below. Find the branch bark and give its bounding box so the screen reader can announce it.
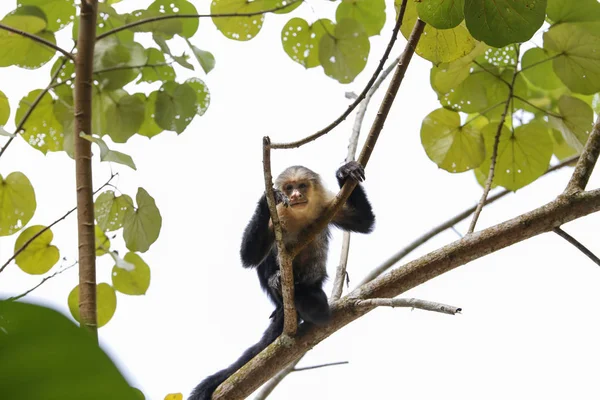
[353,298,461,315]
[564,115,600,195]
[74,0,99,338]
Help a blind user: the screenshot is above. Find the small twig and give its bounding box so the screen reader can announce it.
[564,115,600,195]
[0,173,117,275]
[96,0,303,41]
[253,357,303,400]
[6,262,77,301]
[270,0,408,150]
[359,155,580,284]
[93,62,173,74]
[354,298,462,315]
[512,95,562,118]
[553,227,600,267]
[293,361,349,372]
[0,23,74,60]
[262,137,297,336]
[468,46,521,234]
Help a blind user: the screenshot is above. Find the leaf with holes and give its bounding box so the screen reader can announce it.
[14,225,59,275]
[18,0,76,32]
[154,82,197,133]
[336,0,386,36]
[211,0,268,41]
[95,190,134,232]
[148,0,199,38]
[112,253,151,295]
[479,122,553,191]
[544,22,600,95]
[430,42,487,95]
[138,92,164,138]
[281,18,334,69]
[123,188,162,253]
[0,172,36,237]
[185,78,211,117]
[15,90,63,153]
[68,283,117,328]
[421,108,485,173]
[416,0,464,29]
[549,95,594,152]
[125,9,184,38]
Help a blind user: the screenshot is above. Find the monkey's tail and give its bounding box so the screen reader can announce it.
[189,307,284,400]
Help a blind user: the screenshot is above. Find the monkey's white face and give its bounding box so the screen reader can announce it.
[283,180,310,209]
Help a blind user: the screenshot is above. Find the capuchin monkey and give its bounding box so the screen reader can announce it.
[190,161,375,400]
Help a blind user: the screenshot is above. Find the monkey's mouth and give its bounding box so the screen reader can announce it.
[290,200,308,207]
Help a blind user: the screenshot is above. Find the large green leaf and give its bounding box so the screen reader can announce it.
[15,89,64,153]
[336,0,386,36]
[148,0,199,38]
[421,108,485,173]
[68,283,117,328]
[0,301,137,400]
[123,188,162,253]
[112,253,151,295]
[14,225,59,275]
[416,0,464,29]
[281,18,334,69]
[104,94,145,143]
[549,95,594,152]
[521,48,563,91]
[0,172,36,237]
[480,122,553,191]
[320,18,370,84]
[154,82,197,133]
[430,41,488,94]
[398,0,476,64]
[211,0,269,41]
[18,0,76,32]
[547,0,600,23]
[0,90,9,126]
[95,190,134,232]
[544,22,600,95]
[464,0,546,47]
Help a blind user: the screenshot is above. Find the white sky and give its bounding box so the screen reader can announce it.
[1,1,600,400]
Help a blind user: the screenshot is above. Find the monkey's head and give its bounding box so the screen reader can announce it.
[275,166,329,213]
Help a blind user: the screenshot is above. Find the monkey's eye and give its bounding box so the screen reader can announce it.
[285,184,293,192]
[298,183,307,189]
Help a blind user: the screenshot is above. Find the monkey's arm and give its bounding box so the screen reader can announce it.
[331,161,375,233]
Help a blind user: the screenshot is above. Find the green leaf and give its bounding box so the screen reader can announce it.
[15,89,64,153]
[211,0,268,41]
[544,22,600,95]
[112,252,151,295]
[398,0,476,64]
[0,302,137,400]
[416,0,464,29]
[464,0,546,47]
[550,127,578,160]
[91,89,126,137]
[138,48,176,83]
[80,133,137,170]
[547,0,600,24]
[95,225,111,256]
[421,108,485,173]
[123,188,162,253]
[0,172,36,237]
[68,283,117,328]
[18,0,76,32]
[480,122,553,191]
[430,41,488,94]
[0,17,56,69]
[14,225,59,275]
[172,53,195,70]
[50,57,75,100]
[0,90,9,126]
[521,48,563,90]
[549,95,594,152]
[187,42,216,74]
[104,94,145,143]
[73,4,133,44]
[138,92,164,138]
[154,82,197,133]
[268,0,303,14]
[2,6,46,33]
[320,18,370,84]
[148,0,199,38]
[95,190,134,232]
[336,0,386,36]
[94,38,147,90]
[185,78,211,117]
[281,18,334,69]
[125,9,183,38]
[476,45,518,68]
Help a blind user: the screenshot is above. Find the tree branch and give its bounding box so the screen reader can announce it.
[553,227,600,267]
[252,357,303,400]
[5,262,77,301]
[93,62,173,74]
[293,361,349,372]
[269,0,408,150]
[95,0,304,41]
[564,115,600,195]
[0,23,74,60]
[353,297,461,315]
[214,188,600,399]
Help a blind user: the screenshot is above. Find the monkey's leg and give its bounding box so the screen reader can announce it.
[294,283,330,325]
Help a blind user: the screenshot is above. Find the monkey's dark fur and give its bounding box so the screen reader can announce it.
[190,161,375,400]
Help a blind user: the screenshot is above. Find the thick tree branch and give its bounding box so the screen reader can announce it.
[564,115,600,195]
[0,23,74,60]
[96,0,303,41]
[353,298,461,315]
[262,137,297,336]
[360,155,580,285]
[553,227,600,267]
[269,0,408,150]
[214,188,600,399]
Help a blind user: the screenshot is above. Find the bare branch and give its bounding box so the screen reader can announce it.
[293,361,349,372]
[564,115,600,194]
[553,227,600,268]
[354,298,461,315]
[360,155,579,285]
[94,62,173,74]
[0,23,74,60]
[270,1,409,150]
[262,137,297,336]
[96,0,304,41]
[468,46,521,234]
[6,262,77,302]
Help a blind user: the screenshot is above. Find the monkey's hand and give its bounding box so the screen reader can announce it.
[273,189,290,208]
[336,161,366,183]
[268,270,282,293]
